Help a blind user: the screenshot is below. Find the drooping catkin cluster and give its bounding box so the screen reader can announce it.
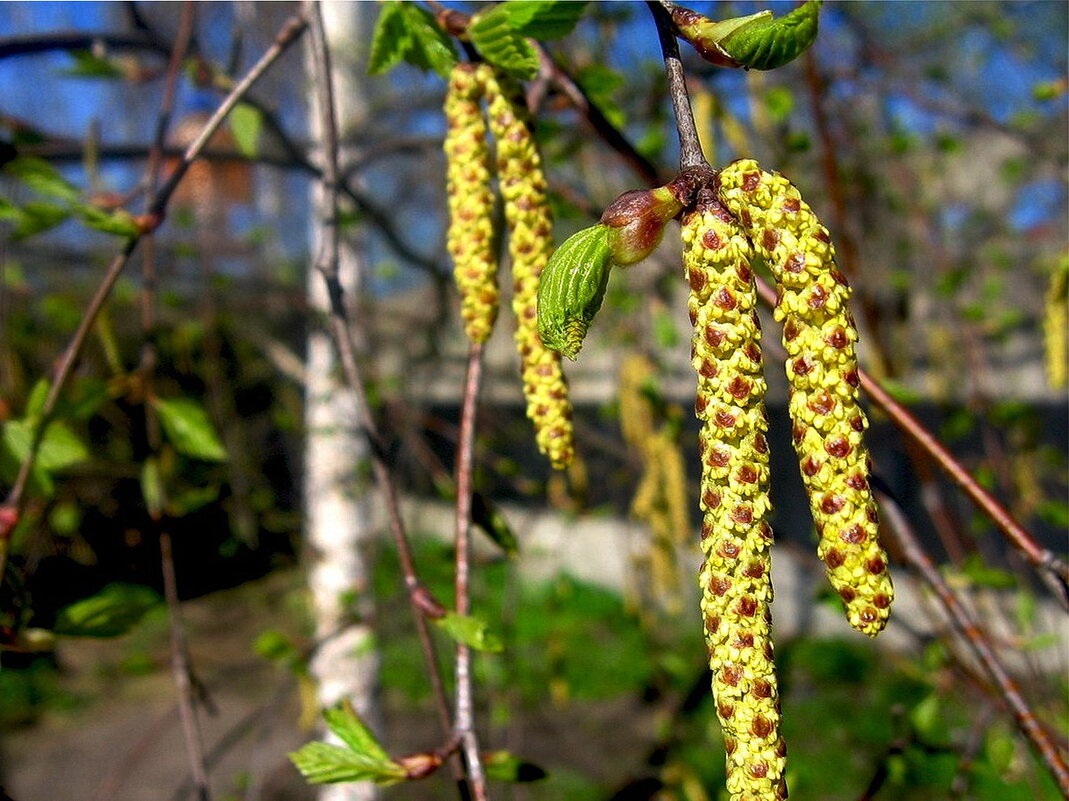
[443,64,498,344]
[683,197,787,801]
[1044,254,1068,389]
[482,67,575,469]
[718,159,893,636]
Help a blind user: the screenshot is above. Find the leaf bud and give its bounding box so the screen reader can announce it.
[600,185,684,266]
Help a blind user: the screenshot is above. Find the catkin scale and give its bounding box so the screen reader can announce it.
[443,64,498,344]
[718,159,894,636]
[684,198,787,801]
[482,67,575,469]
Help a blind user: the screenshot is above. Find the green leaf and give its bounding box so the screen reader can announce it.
[72,203,139,238]
[957,555,1017,590]
[323,700,392,763]
[436,612,504,653]
[53,583,161,638]
[399,4,457,78]
[166,484,220,516]
[483,750,548,783]
[152,396,227,462]
[254,629,296,661]
[288,742,406,786]
[62,50,124,79]
[141,457,164,519]
[25,379,49,419]
[4,156,80,201]
[230,103,262,158]
[471,492,519,556]
[469,5,540,81]
[536,224,614,360]
[368,2,413,76]
[493,1,589,40]
[2,418,90,472]
[719,0,821,71]
[13,201,71,239]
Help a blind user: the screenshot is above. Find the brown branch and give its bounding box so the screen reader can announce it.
[648,1,706,171]
[303,0,455,747]
[0,10,310,589]
[453,342,489,801]
[878,493,1069,798]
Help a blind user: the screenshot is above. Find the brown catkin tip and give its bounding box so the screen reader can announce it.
[684,198,787,801]
[444,64,498,344]
[718,159,894,637]
[481,67,575,469]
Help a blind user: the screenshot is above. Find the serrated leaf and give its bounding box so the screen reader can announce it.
[471,492,519,556]
[288,742,406,785]
[537,224,614,360]
[436,612,504,653]
[230,103,261,158]
[72,203,139,237]
[368,2,413,76]
[483,750,548,783]
[494,1,589,40]
[323,700,392,763]
[469,6,540,81]
[2,418,89,472]
[152,396,227,462]
[399,4,456,78]
[4,156,80,201]
[141,457,164,518]
[53,583,160,638]
[720,0,821,71]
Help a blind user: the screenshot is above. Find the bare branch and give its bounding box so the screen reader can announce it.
[647,1,707,171]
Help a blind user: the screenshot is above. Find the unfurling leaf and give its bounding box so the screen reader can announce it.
[288,742,407,786]
[436,611,504,652]
[53,583,161,638]
[672,0,821,71]
[323,700,392,763]
[469,5,540,80]
[537,224,614,361]
[152,396,227,462]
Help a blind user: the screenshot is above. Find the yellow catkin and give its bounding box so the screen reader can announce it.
[482,66,575,469]
[443,64,498,344]
[683,197,787,801]
[718,159,894,637]
[1044,254,1068,389]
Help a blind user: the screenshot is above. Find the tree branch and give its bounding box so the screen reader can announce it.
[647,1,706,171]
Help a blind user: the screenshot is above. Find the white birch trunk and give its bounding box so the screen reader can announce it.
[304,5,379,801]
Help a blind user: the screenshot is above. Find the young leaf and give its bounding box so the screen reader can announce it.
[399,3,456,78]
[368,2,413,76]
[469,6,540,81]
[323,700,392,763]
[482,750,548,783]
[53,583,161,638]
[471,492,519,556]
[288,742,406,785]
[72,203,139,238]
[229,103,262,158]
[718,0,821,71]
[495,1,589,40]
[436,612,504,653]
[2,419,90,472]
[152,396,228,462]
[4,156,80,201]
[13,201,71,239]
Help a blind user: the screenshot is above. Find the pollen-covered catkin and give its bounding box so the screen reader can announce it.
[482,66,575,469]
[443,64,498,344]
[1044,254,1068,389]
[683,197,787,801]
[718,159,893,637]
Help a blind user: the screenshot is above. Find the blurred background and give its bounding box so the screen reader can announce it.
[0,2,1066,800]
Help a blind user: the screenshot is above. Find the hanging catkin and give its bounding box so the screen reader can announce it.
[443,64,498,344]
[482,66,575,469]
[683,194,787,801]
[718,159,893,636]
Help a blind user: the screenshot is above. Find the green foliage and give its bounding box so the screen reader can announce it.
[468,5,540,81]
[717,0,821,71]
[52,583,161,638]
[483,750,548,783]
[487,1,589,40]
[436,611,504,653]
[151,396,228,462]
[368,1,457,78]
[229,103,262,158]
[289,701,407,785]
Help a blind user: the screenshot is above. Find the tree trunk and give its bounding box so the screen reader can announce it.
[303,5,379,801]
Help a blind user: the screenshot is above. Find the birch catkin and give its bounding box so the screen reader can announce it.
[683,196,787,801]
[482,66,575,469]
[718,159,893,636]
[443,64,498,344]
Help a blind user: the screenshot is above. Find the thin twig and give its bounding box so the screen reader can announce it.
[648,1,706,171]
[304,0,455,743]
[877,494,1069,798]
[454,342,489,801]
[0,10,309,590]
